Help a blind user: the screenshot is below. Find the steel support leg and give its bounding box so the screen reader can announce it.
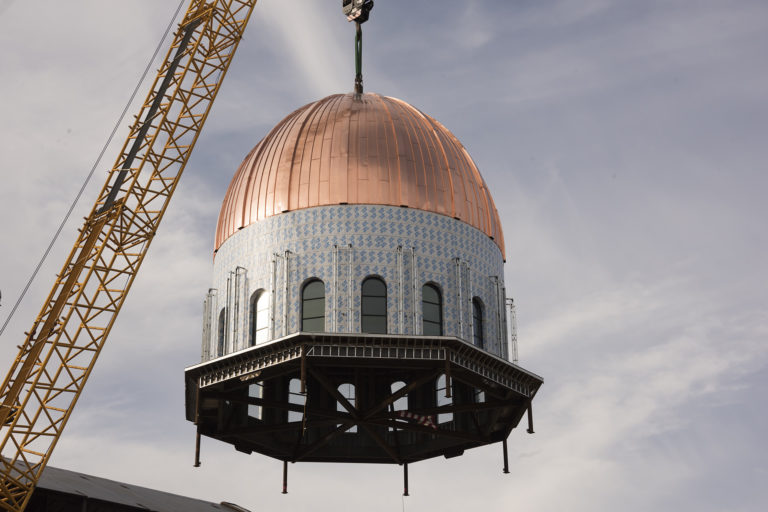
[527,402,535,434]
[282,461,288,494]
[502,439,510,474]
[194,428,202,468]
[403,463,409,496]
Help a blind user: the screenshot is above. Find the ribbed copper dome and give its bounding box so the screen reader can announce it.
[215,93,505,257]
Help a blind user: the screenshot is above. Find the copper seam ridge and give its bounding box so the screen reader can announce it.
[432,118,468,223]
[391,98,430,210]
[300,95,336,209]
[376,93,392,205]
[387,98,412,207]
[402,100,444,215]
[273,106,306,215]
[407,101,433,211]
[228,151,248,241]
[238,144,262,233]
[254,114,287,223]
[258,117,282,219]
[375,94,401,207]
[330,94,353,205]
[216,150,242,250]
[386,97,402,204]
[449,129,484,234]
[494,205,505,257]
[243,129,275,234]
[287,96,331,213]
[359,93,374,203]
[441,117,469,223]
[417,110,447,216]
[460,143,493,238]
[456,143,483,232]
[287,100,320,212]
[389,96,405,206]
[265,106,300,218]
[299,98,326,209]
[252,105,308,227]
[422,111,457,219]
[306,95,332,208]
[240,141,267,231]
[337,94,352,205]
[391,98,428,211]
[364,95,374,201]
[317,94,343,206]
[216,142,260,252]
[276,107,305,214]
[364,93,381,203]
[347,94,360,204]
[304,95,329,207]
[322,94,337,205]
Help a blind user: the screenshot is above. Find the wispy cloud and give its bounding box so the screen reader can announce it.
[1,1,767,511]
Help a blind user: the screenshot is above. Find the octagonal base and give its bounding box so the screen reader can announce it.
[185,333,542,465]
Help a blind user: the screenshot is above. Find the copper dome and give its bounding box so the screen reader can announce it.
[215,93,505,258]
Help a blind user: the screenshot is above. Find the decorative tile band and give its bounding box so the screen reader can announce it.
[205,205,508,361]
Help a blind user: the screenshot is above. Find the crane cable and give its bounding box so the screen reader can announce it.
[0,0,186,338]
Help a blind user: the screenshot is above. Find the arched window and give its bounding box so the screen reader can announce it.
[249,290,270,346]
[390,381,408,431]
[422,283,443,335]
[472,298,484,349]
[337,383,357,433]
[391,381,408,412]
[217,308,226,356]
[361,277,387,334]
[436,374,453,424]
[288,378,306,423]
[301,279,325,332]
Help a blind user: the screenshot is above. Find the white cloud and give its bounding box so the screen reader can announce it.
[1,1,767,511]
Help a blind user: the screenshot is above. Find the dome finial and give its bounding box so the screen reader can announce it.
[342,0,374,95]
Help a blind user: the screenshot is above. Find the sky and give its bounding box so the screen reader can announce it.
[0,0,766,510]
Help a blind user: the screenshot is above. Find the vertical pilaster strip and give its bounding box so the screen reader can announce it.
[332,245,338,332]
[466,262,473,346]
[225,273,232,354]
[283,250,290,337]
[455,257,463,339]
[270,256,278,339]
[412,248,418,334]
[347,245,354,333]
[397,246,404,334]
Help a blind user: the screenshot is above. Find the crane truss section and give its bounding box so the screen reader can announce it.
[0,1,259,510]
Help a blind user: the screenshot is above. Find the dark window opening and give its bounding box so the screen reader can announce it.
[302,279,325,332]
[217,308,226,356]
[472,298,484,349]
[361,277,387,334]
[422,283,443,335]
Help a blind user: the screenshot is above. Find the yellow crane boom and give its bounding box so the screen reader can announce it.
[0,1,258,510]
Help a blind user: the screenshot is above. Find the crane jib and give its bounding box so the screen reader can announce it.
[0,1,259,510]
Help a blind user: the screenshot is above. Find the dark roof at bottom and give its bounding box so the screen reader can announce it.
[32,464,251,512]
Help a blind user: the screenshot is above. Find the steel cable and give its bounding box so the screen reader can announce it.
[0,0,186,338]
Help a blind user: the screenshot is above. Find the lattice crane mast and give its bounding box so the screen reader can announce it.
[0,1,259,510]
